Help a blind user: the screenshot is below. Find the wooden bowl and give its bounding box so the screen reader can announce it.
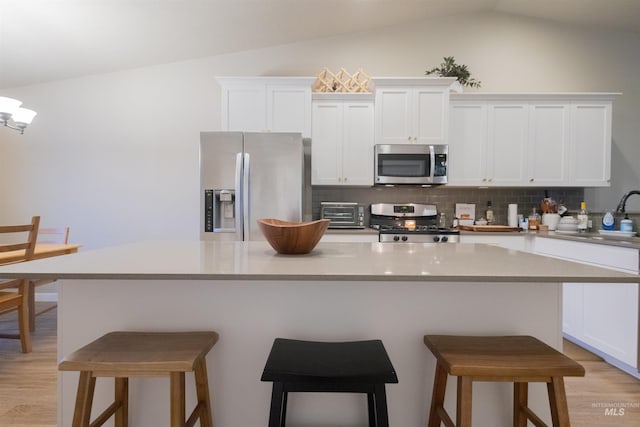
[257,218,330,254]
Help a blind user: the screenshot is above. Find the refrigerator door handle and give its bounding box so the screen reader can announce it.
[243,153,250,240]
[235,152,243,241]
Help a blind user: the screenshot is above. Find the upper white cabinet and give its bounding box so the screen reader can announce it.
[487,102,529,186]
[311,94,374,186]
[570,101,612,186]
[374,77,458,145]
[448,93,617,187]
[527,102,571,186]
[217,77,314,138]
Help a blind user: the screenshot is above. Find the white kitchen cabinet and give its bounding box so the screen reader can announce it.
[449,100,528,186]
[374,77,457,145]
[320,232,378,243]
[448,102,488,185]
[448,93,618,187]
[459,233,528,252]
[486,102,529,185]
[217,77,314,138]
[527,102,571,186]
[570,101,612,186]
[311,95,374,186]
[533,237,639,375]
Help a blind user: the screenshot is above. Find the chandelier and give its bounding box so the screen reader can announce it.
[0,96,37,134]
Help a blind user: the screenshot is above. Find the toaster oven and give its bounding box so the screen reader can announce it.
[320,202,366,229]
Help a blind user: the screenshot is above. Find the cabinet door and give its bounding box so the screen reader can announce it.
[414,87,448,144]
[221,85,266,131]
[570,102,612,186]
[342,102,374,185]
[375,88,412,144]
[487,103,528,185]
[582,283,638,367]
[311,102,342,185]
[448,102,488,186]
[562,283,583,338]
[267,85,312,137]
[527,103,570,186]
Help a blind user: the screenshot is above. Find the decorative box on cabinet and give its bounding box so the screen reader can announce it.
[448,93,618,187]
[311,93,374,186]
[374,77,458,145]
[216,77,314,138]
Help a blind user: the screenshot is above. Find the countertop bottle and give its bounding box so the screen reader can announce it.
[485,201,494,225]
[528,207,540,230]
[602,210,615,231]
[619,214,633,232]
[577,201,589,233]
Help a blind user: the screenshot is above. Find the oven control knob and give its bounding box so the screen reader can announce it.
[401,236,408,241]
[432,236,440,242]
[441,236,448,242]
[393,235,400,241]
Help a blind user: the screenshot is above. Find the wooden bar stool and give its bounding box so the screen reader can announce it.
[261,338,398,427]
[423,335,585,427]
[59,331,218,427]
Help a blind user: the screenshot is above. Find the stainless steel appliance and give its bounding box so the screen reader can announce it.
[374,144,448,185]
[320,202,366,229]
[200,131,303,241]
[370,203,459,243]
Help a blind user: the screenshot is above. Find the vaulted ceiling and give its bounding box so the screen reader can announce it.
[1,0,639,89]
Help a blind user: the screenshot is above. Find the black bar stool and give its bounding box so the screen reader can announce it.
[261,338,398,427]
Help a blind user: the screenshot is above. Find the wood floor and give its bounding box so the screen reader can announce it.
[1,304,640,426]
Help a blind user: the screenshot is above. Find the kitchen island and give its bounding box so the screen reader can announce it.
[1,241,637,427]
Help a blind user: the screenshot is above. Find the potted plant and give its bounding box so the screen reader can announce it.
[425,56,481,88]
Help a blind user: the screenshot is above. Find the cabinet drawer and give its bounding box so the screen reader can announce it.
[534,237,639,272]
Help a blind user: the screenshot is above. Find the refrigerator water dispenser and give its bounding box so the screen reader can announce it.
[204,189,236,233]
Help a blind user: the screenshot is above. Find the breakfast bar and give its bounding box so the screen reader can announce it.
[1,240,637,427]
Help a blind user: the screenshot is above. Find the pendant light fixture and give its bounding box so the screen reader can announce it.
[0,96,37,134]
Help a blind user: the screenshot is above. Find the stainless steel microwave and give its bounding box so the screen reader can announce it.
[374,144,448,185]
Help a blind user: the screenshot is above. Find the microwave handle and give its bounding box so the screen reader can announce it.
[429,145,436,179]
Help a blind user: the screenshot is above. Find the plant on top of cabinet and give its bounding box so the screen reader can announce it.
[425,56,481,88]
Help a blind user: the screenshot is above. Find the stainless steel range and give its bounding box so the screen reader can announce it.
[370,203,460,243]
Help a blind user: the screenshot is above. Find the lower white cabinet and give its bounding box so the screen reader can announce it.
[458,234,528,252]
[320,232,378,243]
[534,237,639,375]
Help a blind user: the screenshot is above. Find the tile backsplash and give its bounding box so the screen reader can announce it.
[312,186,585,227]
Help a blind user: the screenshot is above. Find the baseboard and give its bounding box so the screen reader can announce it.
[564,334,640,379]
[35,292,58,303]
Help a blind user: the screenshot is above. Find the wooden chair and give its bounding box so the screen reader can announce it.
[38,226,70,244]
[28,226,70,331]
[0,215,40,353]
[59,331,218,427]
[423,335,585,427]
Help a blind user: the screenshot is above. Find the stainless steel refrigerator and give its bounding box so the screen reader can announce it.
[200,131,304,241]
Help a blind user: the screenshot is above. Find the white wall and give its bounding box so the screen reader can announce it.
[1,11,639,249]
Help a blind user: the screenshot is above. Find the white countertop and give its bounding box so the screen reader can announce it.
[0,240,637,282]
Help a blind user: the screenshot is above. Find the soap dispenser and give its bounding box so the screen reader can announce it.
[602,210,615,231]
[620,214,633,233]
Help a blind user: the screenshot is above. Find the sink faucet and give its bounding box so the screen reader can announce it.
[615,190,640,213]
